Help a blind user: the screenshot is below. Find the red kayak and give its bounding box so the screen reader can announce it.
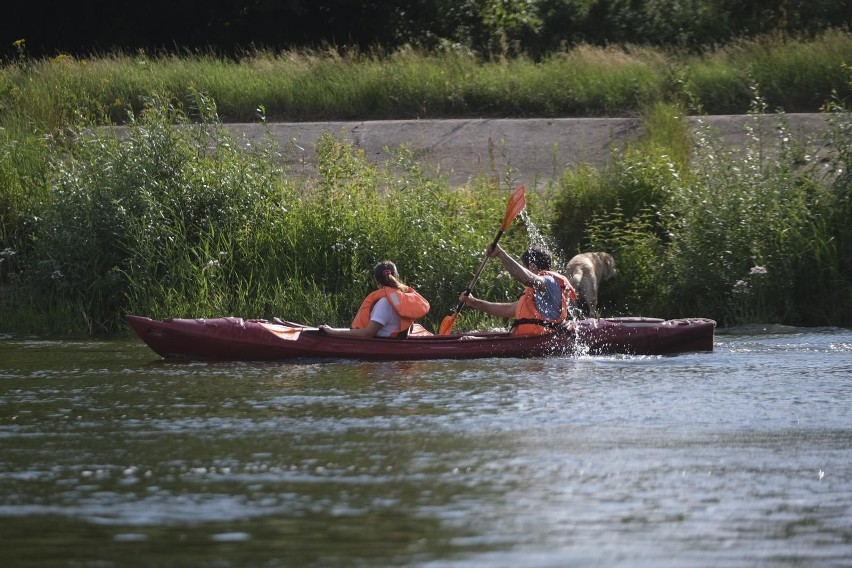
[126,315,715,361]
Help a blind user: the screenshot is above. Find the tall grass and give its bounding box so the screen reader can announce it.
[1,31,849,129]
[4,88,848,334]
[688,30,852,113]
[550,92,852,326]
[0,92,532,335]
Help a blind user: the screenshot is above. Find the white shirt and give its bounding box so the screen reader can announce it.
[370,297,401,337]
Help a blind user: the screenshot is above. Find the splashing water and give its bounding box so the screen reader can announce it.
[520,209,568,270]
[520,209,584,325]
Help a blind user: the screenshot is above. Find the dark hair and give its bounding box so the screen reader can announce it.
[372,260,410,291]
[521,248,551,270]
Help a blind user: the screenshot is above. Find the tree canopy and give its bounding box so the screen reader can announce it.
[5,0,850,60]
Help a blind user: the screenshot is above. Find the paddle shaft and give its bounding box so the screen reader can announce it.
[449,228,506,316]
[438,184,525,335]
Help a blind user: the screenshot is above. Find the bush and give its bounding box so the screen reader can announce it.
[550,95,852,326]
[0,91,535,334]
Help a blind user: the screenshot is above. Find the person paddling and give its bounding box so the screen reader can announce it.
[319,260,431,338]
[459,245,576,335]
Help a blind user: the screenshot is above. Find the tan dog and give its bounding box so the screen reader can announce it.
[566,252,617,317]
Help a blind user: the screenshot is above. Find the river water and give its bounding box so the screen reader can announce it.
[1,327,851,567]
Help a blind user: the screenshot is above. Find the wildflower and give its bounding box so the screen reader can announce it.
[0,247,15,259]
[750,266,767,275]
[733,280,750,295]
[51,270,63,280]
[203,259,220,271]
[331,243,345,251]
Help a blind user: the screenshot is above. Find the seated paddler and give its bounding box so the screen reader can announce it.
[319,260,431,338]
[458,245,576,335]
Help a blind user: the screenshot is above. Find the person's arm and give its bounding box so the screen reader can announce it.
[459,293,517,319]
[491,244,546,289]
[318,320,383,338]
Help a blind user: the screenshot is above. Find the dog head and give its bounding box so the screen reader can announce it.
[593,252,618,280]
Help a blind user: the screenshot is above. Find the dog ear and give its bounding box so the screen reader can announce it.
[602,253,617,278]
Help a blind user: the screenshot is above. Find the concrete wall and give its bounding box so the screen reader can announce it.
[224,114,831,189]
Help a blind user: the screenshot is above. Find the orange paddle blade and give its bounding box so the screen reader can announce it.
[500,185,526,231]
[438,313,458,336]
[261,323,306,341]
[439,185,525,336]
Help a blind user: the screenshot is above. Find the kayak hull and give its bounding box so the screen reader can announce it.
[126,315,716,361]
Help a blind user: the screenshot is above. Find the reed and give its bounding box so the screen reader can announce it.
[2,32,849,130]
[682,29,852,114]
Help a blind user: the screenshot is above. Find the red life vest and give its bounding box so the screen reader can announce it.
[351,286,430,338]
[511,270,576,336]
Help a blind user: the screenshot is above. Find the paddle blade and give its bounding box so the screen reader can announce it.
[500,185,526,231]
[439,186,524,337]
[261,324,306,341]
[438,313,458,336]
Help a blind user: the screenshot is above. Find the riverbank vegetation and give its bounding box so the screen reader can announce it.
[1,29,851,334]
[2,30,850,129]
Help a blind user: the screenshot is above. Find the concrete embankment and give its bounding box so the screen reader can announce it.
[229,114,830,189]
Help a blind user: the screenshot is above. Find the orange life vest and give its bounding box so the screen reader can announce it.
[351,286,430,338]
[511,270,576,336]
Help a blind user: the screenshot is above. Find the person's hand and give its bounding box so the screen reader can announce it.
[318,324,331,333]
[459,293,474,306]
[487,243,502,258]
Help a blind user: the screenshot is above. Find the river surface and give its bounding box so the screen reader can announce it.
[1,327,851,567]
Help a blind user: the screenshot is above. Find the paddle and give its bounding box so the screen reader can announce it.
[438,185,526,335]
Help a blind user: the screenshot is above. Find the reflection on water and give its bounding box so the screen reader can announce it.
[1,329,851,567]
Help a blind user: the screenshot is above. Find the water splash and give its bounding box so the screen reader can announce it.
[519,209,568,269]
[520,207,582,332]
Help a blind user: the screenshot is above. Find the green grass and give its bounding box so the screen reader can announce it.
[551,94,852,326]
[0,92,535,334]
[2,31,849,129]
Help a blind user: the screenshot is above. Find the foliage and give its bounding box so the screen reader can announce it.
[5,1,850,61]
[1,33,851,334]
[0,93,529,334]
[551,94,852,326]
[2,32,849,129]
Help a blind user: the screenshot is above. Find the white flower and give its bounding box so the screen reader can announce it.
[733,280,750,295]
[0,247,15,259]
[203,259,220,271]
[750,265,767,275]
[51,270,63,280]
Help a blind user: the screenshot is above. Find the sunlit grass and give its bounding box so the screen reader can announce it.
[2,31,849,131]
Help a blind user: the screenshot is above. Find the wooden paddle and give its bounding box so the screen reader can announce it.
[438,185,526,335]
